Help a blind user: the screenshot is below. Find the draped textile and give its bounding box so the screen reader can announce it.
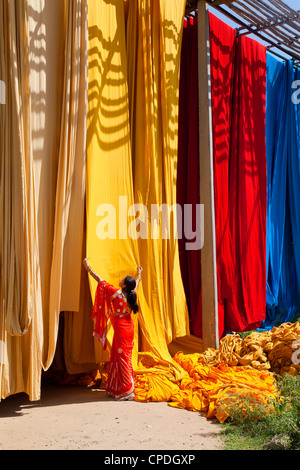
[45,0,88,369]
[209,13,267,335]
[0,0,88,400]
[209,13,236,338]
[86,0,140,369]
[263,55,289,328]
[227,33,267,333]
[288,64,300,314]
[262,57,300,328]
[177,16,202,337]
[126,0,190,354]
[0,0,42,400]
[87,0,189,382]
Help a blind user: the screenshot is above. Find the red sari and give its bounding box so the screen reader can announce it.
[92,280,135,399]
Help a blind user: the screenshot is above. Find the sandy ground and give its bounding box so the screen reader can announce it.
[0,382,223,451]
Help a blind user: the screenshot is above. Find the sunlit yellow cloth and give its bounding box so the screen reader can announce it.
[169,353,278,423]
[134,374,180,403]
[86,0,189,381]
[133,351,278,423]
[133,352,185,403]
[133,323,299,423]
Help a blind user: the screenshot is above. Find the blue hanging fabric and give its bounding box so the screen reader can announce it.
[288,64,300,313]
[264,54,288,328]
[261,56,300,329]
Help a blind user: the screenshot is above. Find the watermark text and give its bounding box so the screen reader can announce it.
[0,80,5,104]
[292,80,300,105]
[292,340,300,365]
[95,196,204,251]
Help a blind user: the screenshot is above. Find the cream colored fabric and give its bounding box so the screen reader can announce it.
[0,0,42,400]
[44,0,88,370]
[0,0,88,400]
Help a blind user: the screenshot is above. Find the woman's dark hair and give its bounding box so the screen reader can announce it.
[122,276,139,314]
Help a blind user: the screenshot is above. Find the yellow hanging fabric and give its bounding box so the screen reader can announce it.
[86,0,140,367]
[86,0,189,380]
[126,0,189,376]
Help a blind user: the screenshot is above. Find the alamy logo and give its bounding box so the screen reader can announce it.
[95,196,204,251]
[0,340,5,365]
[0,80,5,104]
[292,80,300,105]
[292,340,300,365]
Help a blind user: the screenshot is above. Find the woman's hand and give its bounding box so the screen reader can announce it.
[83,257,89,270]
[83,258,102,283]
[135,266,142,289]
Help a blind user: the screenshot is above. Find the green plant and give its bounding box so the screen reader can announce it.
[219,374,300,450]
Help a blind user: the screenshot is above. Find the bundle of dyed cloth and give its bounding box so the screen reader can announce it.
[198,322,300,376]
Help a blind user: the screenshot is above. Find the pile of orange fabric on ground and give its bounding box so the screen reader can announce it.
[132,352,186,403]
[168,352,278,423]
[49,323,299,423]
[133,322,299,422]
[132,351,278,423]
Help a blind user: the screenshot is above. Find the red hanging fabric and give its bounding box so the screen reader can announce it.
[209,13,267,335]
[177,15,202,337]
[209,13,236,337]
[178,13,267,338]
[227,33,267,333]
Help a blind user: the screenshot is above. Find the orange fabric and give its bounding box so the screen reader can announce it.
[133,351,278,423]
[92,280,118,349]
[107,312,135,398]
[169,353,278,422]
[92,279,135,397]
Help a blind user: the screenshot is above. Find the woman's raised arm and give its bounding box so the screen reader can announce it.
[83,258,102,283]
[135,266,143,289]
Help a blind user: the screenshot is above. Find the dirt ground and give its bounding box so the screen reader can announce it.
[0,382,223,451]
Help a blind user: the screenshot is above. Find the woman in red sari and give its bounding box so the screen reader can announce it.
[83,259,142,401]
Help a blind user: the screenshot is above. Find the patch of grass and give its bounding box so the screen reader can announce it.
[219,374,300,450]
[237,330,255,339]
[220,422,267,450]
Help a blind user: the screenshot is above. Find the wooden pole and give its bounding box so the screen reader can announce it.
[197,0,219,349]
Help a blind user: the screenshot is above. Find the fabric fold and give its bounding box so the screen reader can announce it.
[0,0,88,400]
[226,33,267,333]
[209,13,236,338]
[210,12,267,335]
[177,15,202,337]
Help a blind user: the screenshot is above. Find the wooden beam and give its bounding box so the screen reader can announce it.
[197,0,219,349]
